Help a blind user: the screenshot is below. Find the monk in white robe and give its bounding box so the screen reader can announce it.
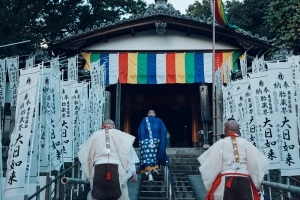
[78,119,135,200]
[198,120,269,200]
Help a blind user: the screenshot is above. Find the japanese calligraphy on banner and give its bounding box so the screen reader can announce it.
[252,56,259,74]
[48,60,63,170]
[4,80,38,197]
[68,56,78,82]
[249,72,280,169]
[258,55,265,72]
[87,88,95,138]
[266,62,300,176]
[242,81,258,145]
[7,56,19,106]
[0,59,6,108]
[61,81,73,162]
[39,68,51,172]
[90,61,101,88]
[80,83,88,144]
[232,80,247,137]
[222,85,235,127]
[71,83,82,156]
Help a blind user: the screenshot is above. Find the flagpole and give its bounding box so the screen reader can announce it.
[212,0,217,144]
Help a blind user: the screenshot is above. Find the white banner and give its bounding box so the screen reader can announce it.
[25,56,35,69]
[242,81,258,145]
[48,59,63,170]
[4,80,38,197]
[252,56,259,74]
[71,83,82,157]
[80,83,88,144]
[39,68,51,172]
[232,80,247,138]
[258,55,265,72]
[224,58,231,85]
[239,53,247,78]
[266,62,300,176]
[90,61,100,89]
[68,56,78,82]
[61,81,73,162]
[222,85,236,127]
[0,59,6,108]
[249,72,280,169]
[6,56,19,106]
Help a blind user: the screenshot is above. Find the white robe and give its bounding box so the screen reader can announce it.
[127,146,140,179]
[78,128,135,200]
[198,137,269,200]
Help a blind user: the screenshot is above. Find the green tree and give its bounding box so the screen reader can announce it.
[186,0,212,19]
[0,0,147,57]
[265,0,300,54]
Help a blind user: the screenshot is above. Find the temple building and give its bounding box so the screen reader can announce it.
[52,0,273,147]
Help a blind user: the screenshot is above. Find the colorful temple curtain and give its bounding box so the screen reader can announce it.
[82,52,241,85]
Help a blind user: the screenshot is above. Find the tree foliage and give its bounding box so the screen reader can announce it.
[264,0,300,54]
[0,0,147,57]
[186,0,212,20]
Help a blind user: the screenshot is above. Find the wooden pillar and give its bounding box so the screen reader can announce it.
[191,92,199,145]
[123,93,131,134]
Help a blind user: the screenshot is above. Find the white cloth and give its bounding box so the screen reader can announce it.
[127,146,140,179]
[198,136,269,200]
[78,129,135,200]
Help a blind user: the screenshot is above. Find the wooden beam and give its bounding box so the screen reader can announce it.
[131,28,135,36]
[187,28,191,36]
[103,35,108,42]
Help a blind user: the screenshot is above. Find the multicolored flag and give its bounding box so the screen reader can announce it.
[211,0,239,29]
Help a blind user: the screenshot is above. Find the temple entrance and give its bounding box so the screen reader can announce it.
[130,105,193,148]
[107,83,211,147]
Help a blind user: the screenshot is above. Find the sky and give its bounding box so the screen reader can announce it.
[144,0,197,14]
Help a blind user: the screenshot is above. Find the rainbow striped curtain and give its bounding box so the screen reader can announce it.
[81,52,241,85]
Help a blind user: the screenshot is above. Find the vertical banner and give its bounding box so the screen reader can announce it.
[249,72,280,169]
[258,55,265,72]
[6,56,19,106]
[222,85,235,125]
[252,56,259,74]
[90,61,100,89]
[67,56,78,82]
[199,85,211,121]
[4,80,38,197]
[232,80,246,137]
[0,59,6,108]
[39,68,51,172]
[266,62,300,176]
[80,83,88,144]
[224,58,231,85]
[48,59,63,170]
[242,81,258,145]
[61,81,73,162]
[87,88,94,138]
[239,53,247,78]
[25,56,35,69]
[71,83,82,157]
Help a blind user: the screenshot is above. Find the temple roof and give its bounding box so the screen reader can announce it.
[52,1,275,53]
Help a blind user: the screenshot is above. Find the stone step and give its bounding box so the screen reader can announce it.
[171,170,200,175]
[141,185,193,192]
[142,176,187,182]
[141,181,190,187]
[168,165,199,171]
[140,191,194,198]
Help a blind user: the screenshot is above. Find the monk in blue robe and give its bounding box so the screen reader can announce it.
[138,110,168,181]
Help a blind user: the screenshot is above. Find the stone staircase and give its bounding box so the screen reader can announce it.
[136,148,206,200]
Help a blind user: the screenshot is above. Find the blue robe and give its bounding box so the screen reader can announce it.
[138,116,168,171]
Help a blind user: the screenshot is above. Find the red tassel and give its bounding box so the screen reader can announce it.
[106,172,111,180]
[226,177,233,188]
